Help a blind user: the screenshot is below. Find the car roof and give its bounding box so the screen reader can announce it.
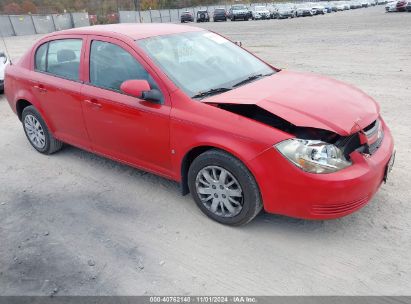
[55,23,202,40]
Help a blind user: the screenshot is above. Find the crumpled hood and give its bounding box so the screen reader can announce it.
[204,70,379,136]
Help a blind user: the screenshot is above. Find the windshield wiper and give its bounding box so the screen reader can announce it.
[232,73,273,88]
[192,87,231,99]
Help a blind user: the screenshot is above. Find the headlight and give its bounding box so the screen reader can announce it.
[275,139,352,174]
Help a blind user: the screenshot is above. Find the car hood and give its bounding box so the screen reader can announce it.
[233,9,248,13]
[204,70,379,136]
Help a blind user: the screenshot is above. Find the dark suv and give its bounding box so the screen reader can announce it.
[228,4,251,21]
[213,8,227,21]
[180,11,194,23]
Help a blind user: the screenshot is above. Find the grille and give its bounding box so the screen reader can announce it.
[311,195,370,215]
[363,119,384,155]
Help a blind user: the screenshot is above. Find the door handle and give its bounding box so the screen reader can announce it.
[84,99,102,109]
[33,85,47,93]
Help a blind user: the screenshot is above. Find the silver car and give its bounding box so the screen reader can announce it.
[0,52,9,93]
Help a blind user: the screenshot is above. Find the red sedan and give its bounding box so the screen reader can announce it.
[4,24,394,225]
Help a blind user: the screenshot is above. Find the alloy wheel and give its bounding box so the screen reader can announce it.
[24,114,46,149]
[195,166,243,218]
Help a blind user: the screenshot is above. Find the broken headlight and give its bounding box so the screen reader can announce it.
[275,139,352,174]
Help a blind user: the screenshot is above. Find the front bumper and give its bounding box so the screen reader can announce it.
[233,13,247,19]
[254,14,270,19]
[248,121,394,220]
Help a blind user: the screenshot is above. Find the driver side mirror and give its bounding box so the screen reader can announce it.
[120,79,162,103]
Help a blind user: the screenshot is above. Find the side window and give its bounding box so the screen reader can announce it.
[35,43,48,72]
[89,40,159,92]
[46,39,82,81]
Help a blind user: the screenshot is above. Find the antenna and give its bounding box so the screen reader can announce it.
[0,25,12,65]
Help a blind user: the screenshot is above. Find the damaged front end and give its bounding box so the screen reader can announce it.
[216,103,383,173]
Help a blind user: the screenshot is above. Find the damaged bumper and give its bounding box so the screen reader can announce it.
[248,122,394,219]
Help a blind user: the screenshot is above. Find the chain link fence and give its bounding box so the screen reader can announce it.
[0,12,90,37]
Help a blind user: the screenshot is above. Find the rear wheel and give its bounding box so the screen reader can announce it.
[22,106,63,154]
[188,149,262,226]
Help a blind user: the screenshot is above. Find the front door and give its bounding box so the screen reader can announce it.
[81,36,172,176]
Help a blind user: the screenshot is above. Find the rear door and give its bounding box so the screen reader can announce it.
[32,35,89,148]
[81,36,172,176]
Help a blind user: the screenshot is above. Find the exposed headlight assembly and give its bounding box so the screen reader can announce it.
[275,139,352,174]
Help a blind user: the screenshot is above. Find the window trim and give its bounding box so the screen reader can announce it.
[34,42,48,72]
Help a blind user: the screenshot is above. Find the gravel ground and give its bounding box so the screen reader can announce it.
[0,6,410,296]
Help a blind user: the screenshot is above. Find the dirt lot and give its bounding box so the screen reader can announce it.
[1,6,410,296]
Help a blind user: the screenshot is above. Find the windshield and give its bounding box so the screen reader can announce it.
[137,31,274,98]
[233,5,247,10]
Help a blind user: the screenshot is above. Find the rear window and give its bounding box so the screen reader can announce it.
[47,39,82,81]
[34,39,82,81]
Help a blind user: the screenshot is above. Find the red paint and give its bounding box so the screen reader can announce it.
[120,80,150,98]
[5,24,394,220]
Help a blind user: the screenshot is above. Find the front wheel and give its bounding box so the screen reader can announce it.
[188,150,263,226]
[22,105,63,154]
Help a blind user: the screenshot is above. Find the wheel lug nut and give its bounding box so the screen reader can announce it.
[222,194,226,198]
[212,185,216,189]
[214,194,218,198]
[219,185,224,190]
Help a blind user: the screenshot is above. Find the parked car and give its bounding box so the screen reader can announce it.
[406,1,411,10]
[396,0,408,10]
[228,4,251,21]
[0,52,9,93]
[361,0,370,7]
[329,2,339,11]
[272,6,296,19]
[180,11,194,23]
[4,24,394,225]
[251,5,271,19]
[385,1,398,11]
[323,3,334,12]
[196,10,210,22]
[336,3,346,10]
[343,2,351,9]
[350,1,360,8]
[296,5,314,16]
[312,5,326,14]
[213,8,227,21]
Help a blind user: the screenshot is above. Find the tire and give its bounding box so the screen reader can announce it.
[188,149,263,226]
[22,105,63,154]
